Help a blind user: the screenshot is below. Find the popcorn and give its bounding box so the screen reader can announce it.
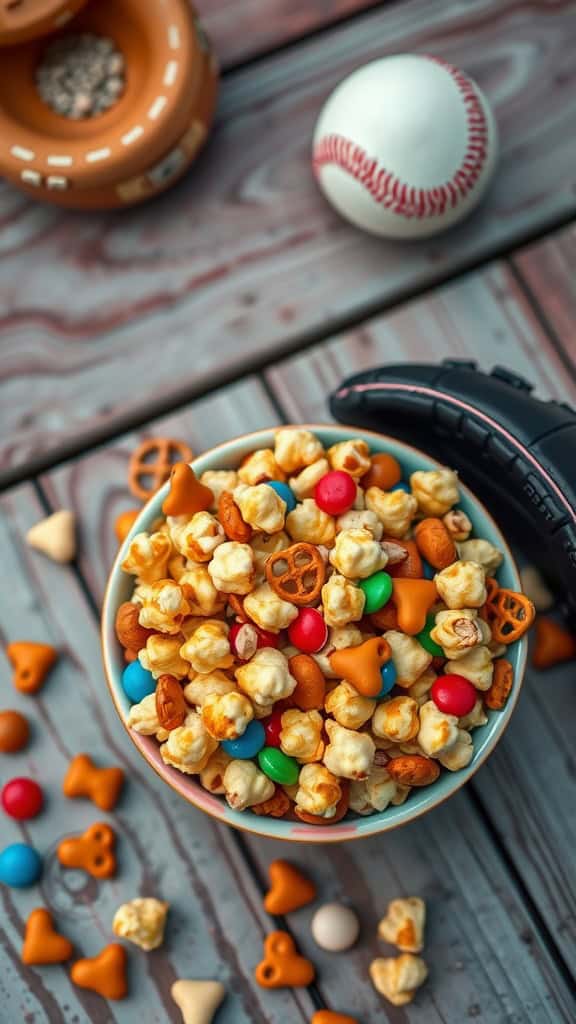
[430,609,491,660]
[378,898,426,953]
[435,559,487,609]
[207,541,255,595]
[295,763,342,818]
[370,954,428,1006]
[199,747,232,793]
[236,648,297,707]
[457,538,504,575]
[139,635,189,680]
[286,499,336,546]
[199,469,238,506]
[446,645,494,691]
[238,448,286,485]
[160,711,218,774]
[321,574,365,628]
[184,670,236,708]
[329,624,364,650]
[180,620,233,674]
[329,527,388,579]
[349,767,398,814]
[459,699,488,730]
[384,631,432,687]
[325,681,375,729]
[438,729,473,770]
[407,668,437,706]
[223,759,275,810]
[138,580,191,635]
[372,697,420,743]
[289,458,330,500]
[443,509,472,541]
[201,691,254,741]
[323,719,375,780]
[365,488,418,538]
[236,484,286,534]
[112,898,169,952]
[274,428,324,473]
[280,709,324,763]
[251,531,291,576]
[121,531,172,583]
[336,508,383,540]
[417,700,459,757]
[327,439,371,478]
[243,582,298,632]
[179,564,225,616]
[410,467,459,516]
[127,693,169,742]
[169,512,225,562]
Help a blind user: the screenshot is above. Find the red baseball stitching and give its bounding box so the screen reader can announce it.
[312,56,489,219]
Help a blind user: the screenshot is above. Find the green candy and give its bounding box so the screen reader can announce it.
[417,613,444,656]
[359,570,393,614]
[258,747,299,786]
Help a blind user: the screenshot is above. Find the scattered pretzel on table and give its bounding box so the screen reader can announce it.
[481,578,535,644]
[128,438,194,502]
[265,542,326,606]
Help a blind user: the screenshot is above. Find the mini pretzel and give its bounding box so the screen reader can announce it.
[483,581,535,644]
[265,543,325,606]
[63,753,124,811]
[485,658,514,710]
[128,438,193,501]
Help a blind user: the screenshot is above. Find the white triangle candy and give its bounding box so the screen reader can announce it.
[26,510,76,564]
[171,980,226,1024]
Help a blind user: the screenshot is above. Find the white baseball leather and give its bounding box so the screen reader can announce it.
[312,54,498,239]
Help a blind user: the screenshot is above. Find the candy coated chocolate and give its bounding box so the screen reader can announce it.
[314,470,357,516]
[1,777,43,820]
[0,710,29,753]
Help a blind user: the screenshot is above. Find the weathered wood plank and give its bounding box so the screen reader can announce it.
[512,224,576,372]
[0,484,316,1024]
[3,0,576,478]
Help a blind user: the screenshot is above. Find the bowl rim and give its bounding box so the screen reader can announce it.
[101,423,527,843]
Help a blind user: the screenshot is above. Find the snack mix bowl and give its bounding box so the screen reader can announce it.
[102,426,528,843]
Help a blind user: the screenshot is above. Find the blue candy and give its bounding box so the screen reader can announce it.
[422,559,435,580]
[222,720,266,759]
[0,843,42,888]
[122,660,156,703]
[391,481,411,494]
[377,660,397,698]
[265,480,297,513]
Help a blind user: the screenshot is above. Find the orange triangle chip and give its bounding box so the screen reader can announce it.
[6,641,58,694]
[22,908,73,965]
[532,616,576,670]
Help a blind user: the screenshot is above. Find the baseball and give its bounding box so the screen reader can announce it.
[312,54,498,239]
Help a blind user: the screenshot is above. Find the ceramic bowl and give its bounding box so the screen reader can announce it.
[102,425,527,843]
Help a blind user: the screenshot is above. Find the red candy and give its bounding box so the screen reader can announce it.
[230,622,279,661]
[431,674,477,717]
[314,471,357,516]
[288,608,328,654]
[264,708,284,747]
[1,777,43,820]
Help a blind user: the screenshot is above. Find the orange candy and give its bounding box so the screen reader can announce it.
[312,1013,359,1024]
[255,931,315,989]
[288,654,326,710]
[7,641,57,695]
[162,462,214,517]
[413,518,457,570]
[57,822,117,879]
[71,943,128,1000]
[63,753,124,811]
[532,616,576,670]
[0,710,30,753]
[329,637,391,697]
[22,908,73,965]
[114,508,140,544]
[361,453,402,491]
[264,860,316,915]
[390,579,438,635]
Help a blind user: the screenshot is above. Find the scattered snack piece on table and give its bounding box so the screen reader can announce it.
[264,860,316,915]
[311,903,360,952]
[117,428,535,826]
[519,565,554,612]
[63,753,124,810]
[0,843,42,887]
[0,710,30,753]
[378,897,426,953]
[115,508,141,545]
[71,943,128,1000]
[255,931,315,988]
[171,979,226,1024]
[532,616,576,670]
[26,510,76,564]
[128,438,194,502]
[57,822,116,879]
[369,953,428,1006]
[311,1013,358,1024]
[22,908,73,964]
[484,659,514,710]
[1,777,43,819]
[7,642,58,695]
[112,897,169,951]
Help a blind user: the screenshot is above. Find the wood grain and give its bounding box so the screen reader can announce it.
[0,484,316,1024]
[512,224,576,373]
[3,0,576,478]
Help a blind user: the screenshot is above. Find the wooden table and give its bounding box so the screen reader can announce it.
[1,1,576,1021]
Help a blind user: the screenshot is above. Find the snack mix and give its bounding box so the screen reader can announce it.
[118,429,535,825]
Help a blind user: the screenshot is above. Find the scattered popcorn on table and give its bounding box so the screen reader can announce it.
[117,430,534,825]
[112,898,169,951]
[378,897,426,953]
[370,953,428,1006]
